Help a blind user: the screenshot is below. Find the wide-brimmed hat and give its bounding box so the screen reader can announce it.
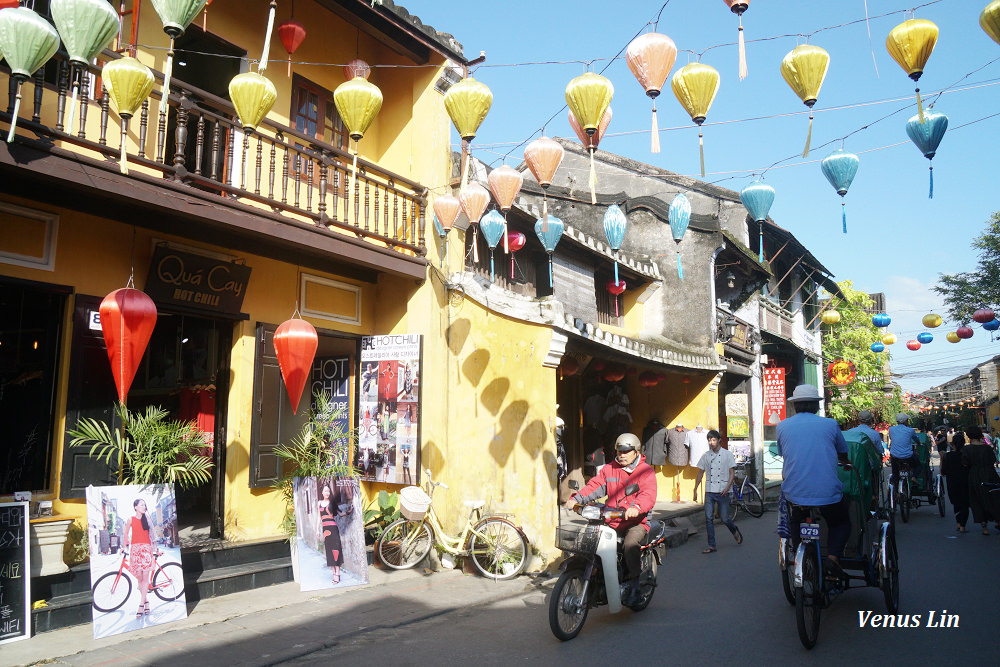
[788,384,822,403]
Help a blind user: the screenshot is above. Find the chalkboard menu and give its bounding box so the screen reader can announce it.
[0,501,30,644]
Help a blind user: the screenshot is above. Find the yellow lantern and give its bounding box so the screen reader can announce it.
[885,19,938,122]
[102,57,155,175]
[821,310,840,325]
[671,62,720,177]
[334,75,383,200]
[946,331,961,343]
[780,44,829,157]
[922,313,942,328]
[882,333,897,345]
[229,71,277,190]
[565,72,614,205]
[443,77,493,187]
[982,0,1000,46]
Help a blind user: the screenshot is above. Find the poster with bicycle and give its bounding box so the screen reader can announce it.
[85,484,187,639]
[291,476,367,592]
[358,335,421,486]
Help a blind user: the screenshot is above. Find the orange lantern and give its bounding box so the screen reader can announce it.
[638,370,659,388]
[100,288,158,403]
[487,165,523,252]
[626,32,677,153]
[459,182,490,263]
[273,318,318,415]
[432,194,461,234]
[524,136,564,230]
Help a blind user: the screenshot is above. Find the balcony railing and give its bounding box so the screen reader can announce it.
[760,298,794,340]
[2,52,426,257]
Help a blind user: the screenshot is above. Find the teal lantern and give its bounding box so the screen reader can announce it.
[905,110,948,199]
[603,204,627,287]
[669,193,691,279]
[0,7,60,143]
[820,148,860,233]
[149,0,208,116]
[871,342,885,353]
[740,179,775,261]
[480,209,506,282]
[535,215,564,286]
[917,332,934,344]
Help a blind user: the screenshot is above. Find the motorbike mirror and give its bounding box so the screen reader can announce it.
[568,480,579,490]
[624,483,640,496]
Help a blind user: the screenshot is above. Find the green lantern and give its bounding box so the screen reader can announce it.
[0,7,61,143]
[149,0,208,116]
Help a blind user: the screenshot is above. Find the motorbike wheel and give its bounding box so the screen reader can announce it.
[899,480,910,524]
[795,547,822,649]
[882,530,900,613]
[627,550,658,612]
[549,568,590,641]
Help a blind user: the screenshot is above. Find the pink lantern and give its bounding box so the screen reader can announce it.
[274,318,318,414]
[607,278,627,316]
[906,340,921,351]
[973,308,995,323]
[100,288,158,403]
[344,58,371,81]
[432,194,461,233]
[506,231,525,278]
[459,182,490,263]
[569,106,612,150]
[956,326,974,339]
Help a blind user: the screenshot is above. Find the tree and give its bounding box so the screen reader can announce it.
[933,211,1000,324]
[821,281,905,425]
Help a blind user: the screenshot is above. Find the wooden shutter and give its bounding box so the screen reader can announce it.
[250,323,282,487]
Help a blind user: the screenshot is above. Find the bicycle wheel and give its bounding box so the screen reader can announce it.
[795,546,822,649]
[729,489,740,521]
[152,562,185,602]
[549,568,590,641]
[468,517,528,580]
[882,529,900,612]
[91,570,132,612]
[741,483,765,518]
[377,518,432,570]
[899,479,910,523]
[627,549,657,611]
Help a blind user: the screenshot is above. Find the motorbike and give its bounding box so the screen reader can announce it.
[548,482,668,641]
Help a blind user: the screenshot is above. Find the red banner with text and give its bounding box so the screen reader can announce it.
[764,367,786,426]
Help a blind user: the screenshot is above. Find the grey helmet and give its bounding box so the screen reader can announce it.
[615,433,640,452]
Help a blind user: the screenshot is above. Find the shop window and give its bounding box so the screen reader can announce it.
[0,202,58,271]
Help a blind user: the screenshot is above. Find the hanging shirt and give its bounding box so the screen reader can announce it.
[685,427,710,466]
[666,427,689,466]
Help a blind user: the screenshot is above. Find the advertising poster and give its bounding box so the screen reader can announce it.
[311,356,352,466]
[358,335,421,485]
[85,485,187,640]
[0,501,30,645]
[763,367,786,425]
[292,476,367,592]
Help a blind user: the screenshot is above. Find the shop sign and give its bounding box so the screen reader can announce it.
[764,367,786,425]
[827,359,857,386]
[727,415,750,438]
[0,502,30,645]
[311,356,351,465]
[144,246,251,315]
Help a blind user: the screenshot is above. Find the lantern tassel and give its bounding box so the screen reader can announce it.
[472,224,480,263]
[6,81,22,143]
[928,164,933,199]
[802,112,813,158]
[738,20,748,81]
[588,148,597,205]
[260,1,277,72]
[510,251,515,278]
[542,194,549,232]
[614,294,619,317]
[758,223,765,262]
[651,105,660,154]
[842,201,847,234]
[677,252,684,280]
[159,38,176,117]
[119,118,130,175]
[287,57,292,77]
[489,250,495,282]
[699,131,706,177]
[613,256,619,287]
[503,213,509,253]
[548,255,553,286]
[202,6,208,31]
[915,86,925,124]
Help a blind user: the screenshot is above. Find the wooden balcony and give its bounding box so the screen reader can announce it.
[759,298,794,340]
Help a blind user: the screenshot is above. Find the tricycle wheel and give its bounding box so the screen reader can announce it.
[795,546,822,649]
[899,480,910,524]
[882,531,900,613]
[781,563,795,605]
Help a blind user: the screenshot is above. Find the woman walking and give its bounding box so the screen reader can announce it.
[940,432,969,532]
[961,426,1000,535]
[124,498,154,618]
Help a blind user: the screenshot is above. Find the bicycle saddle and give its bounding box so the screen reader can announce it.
[464,500,485,510]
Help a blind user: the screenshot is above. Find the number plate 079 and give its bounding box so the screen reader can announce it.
[799,523,820,540]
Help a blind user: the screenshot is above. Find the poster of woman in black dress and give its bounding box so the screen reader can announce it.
[291,476,367,592]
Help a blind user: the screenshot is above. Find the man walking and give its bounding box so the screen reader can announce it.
[693,430,743,553]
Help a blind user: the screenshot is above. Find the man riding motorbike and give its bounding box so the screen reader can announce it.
[566,432,657,605]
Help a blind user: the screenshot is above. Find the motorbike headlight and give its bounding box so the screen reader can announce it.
[580,506,601,521]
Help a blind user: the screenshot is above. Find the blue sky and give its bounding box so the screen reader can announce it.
[403,0,1000,394]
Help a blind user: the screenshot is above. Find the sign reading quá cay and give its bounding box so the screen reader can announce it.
[144,246,252,316]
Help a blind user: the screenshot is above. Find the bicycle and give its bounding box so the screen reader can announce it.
[376,469,530,580]
[91,548,185,612]
[729,460,765,518]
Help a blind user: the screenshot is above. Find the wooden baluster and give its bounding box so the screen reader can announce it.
[210,121,220,181]
[138,100,149,157]
[172,94,189,179]
[383,181,390,239]
[268,138,276,199]
[372,182,379,236]
[330,166,340,222]
[306,157,313,211]
[195,115,205,176]
[99,89,109,146]
[318,154,327,222]
[32,69,45,123]
[343,166,350,223]
[226,125,235,187]
[392,184,399,241]
[293,149,301,208]
[78,72,90,139]
[56,62,68,132]
[156,99,166,163]
[240,133,249,190]
[254,135,263,195]
[281,143,289,204]
[363,174,370,232]
[417,197,427,253]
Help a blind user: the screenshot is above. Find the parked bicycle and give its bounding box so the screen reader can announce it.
[91,548,184,612]
[729,460,765,518]
[376,469,529,580]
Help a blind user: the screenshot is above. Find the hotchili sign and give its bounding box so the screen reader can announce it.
[144,246,251,315]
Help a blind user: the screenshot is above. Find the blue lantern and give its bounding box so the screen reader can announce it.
[917,332,933,344]
[905,110,948,199]
[534,215,564,286]
[669,193,691,279]
[871,342,885,353]
[480,209,506,281]
[603,204,627,286]
[983,319,1000,331]
[872,313,891,328]
[820,148,860,234]
[433,214,445,238]
[740,180,775,262]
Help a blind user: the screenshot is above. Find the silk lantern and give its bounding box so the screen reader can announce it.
[973,308,995,323]
[821,310,841,325]
[922,313,942,328]
[432,194,461,268]
[872,313,891,328]
[0,6,60,143]
[917,332,934,344]
[102,57,155,174]
[905,110,948,198]
[957,326,974,339]
[229,71,277,187]
[100,288,158,403]
[638,371,659,388]
[479,209,506,282]
[820,148,860,233]
[344,59,371,80]
[946,331,961,343]
[566,72,614,203]
[51,0,121,133]
[460,181,490,263]
[149,0,208,116]
[672,62,720,176]
[604,364,626,383]
[669,193,691,279]
[882,333,897,345]
[535,214,564,285]
[277,17,306,77]
[982,1,1000,45]
[906,340,921,351]
[334,73,383,201]
[524,136,564,230]
[740,179,774,261]
[723,1,751,79]
[606,278,626,317]
[273,318,318,415]
[871,342,885,353]
[886,19,938,122]
[444,77,493,187]
[983,319,1000,331]
[560,357,580,378]
[569,106,612,151]
[488,165,523,252]
[432,214,445,239]
[625,32,677,153]
[507,231,525,279]
[603,204,627,287]
[780,44,830,157]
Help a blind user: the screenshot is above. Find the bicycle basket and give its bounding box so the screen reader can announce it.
[399,486,431,521]
[556,524,601,555]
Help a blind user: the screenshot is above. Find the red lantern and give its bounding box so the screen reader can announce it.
[607,278,627,316]
[603,364,626,382]
[956,326,974,339]
[277,19,307,77]
[274,318,318,414]
[656,372,666,382]
[682,376,691,384]
[973,308,995,323]
[638,370,658,387]
[506,231,525,277]
[906,340,921,351]
[592,360,605,371]
[0,0,22,8]
[100,288,158,403]
[560,357,579,378]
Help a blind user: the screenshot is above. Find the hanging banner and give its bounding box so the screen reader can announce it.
[764,367,786,425]
[0,502,30,645]
[359,335,421,486]
[291,476,367,592]
[827,359,857,386]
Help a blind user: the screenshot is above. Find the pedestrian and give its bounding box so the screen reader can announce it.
[961,425,1000,535]
[693,429,743,554]
[940,431,969,532]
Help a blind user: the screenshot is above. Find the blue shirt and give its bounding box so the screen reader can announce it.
[777,412,849,505]
[888,424,919,459]
[846,424,885,457]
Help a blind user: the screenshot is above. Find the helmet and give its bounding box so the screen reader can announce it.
[896,413,909,424]
[615,433,640,452]
[857,410,874,424]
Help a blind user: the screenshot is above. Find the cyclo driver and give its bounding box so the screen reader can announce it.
[888,413,922,485]
[566,433,657,605]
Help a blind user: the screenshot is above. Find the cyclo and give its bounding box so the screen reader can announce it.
[778,430,899,649]
[889,432,942,522]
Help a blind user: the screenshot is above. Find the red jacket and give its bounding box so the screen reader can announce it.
[575,455,657,531]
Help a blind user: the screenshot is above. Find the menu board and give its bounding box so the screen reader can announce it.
[0,501,30,644]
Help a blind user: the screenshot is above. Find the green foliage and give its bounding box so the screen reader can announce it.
[64,520,90,566]
[68,403,213,488]
[821,281,905,425]
[363,490,400,540]
[933,211,1000,324]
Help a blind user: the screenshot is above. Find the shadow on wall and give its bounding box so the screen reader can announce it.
[447,318,471,357]
[463,348,490,386]
[519,419,548,459]
[481,377,511,416]
[489,399,529,466]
